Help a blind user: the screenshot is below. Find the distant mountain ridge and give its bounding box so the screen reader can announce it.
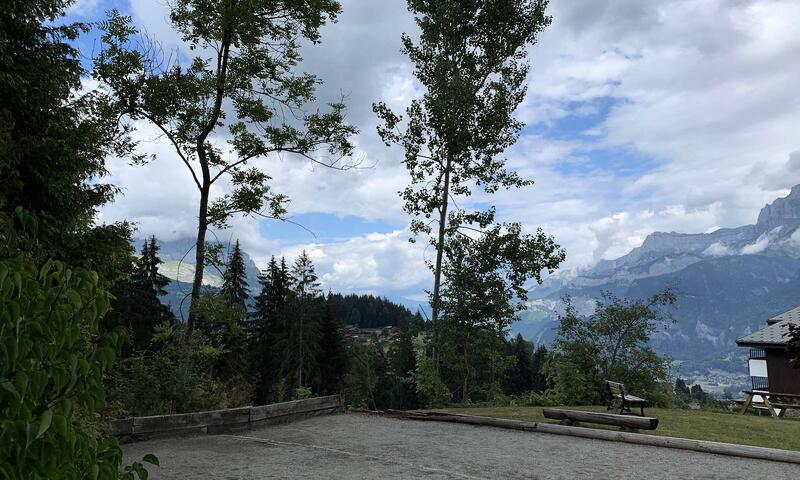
[513,186,800,389]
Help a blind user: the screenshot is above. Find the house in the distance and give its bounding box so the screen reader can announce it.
[736,306,800,395]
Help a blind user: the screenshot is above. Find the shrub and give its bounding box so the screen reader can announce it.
[107,323,228,416]
[0,209,154,478]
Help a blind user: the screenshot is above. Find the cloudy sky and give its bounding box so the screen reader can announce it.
[66,0,800,302]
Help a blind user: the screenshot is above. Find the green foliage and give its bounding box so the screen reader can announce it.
[317,294,347,395]
[282,251,323,390]
[107,323,227,416]
[505,336,548,396]
[342,342,384,409]
[0,208,150,478]
[292,386,314,401]
[93,0,357,331]
[374,0,553,337]
[436,218,563,402]
[104,237,175,353]
[191,292,250,404]
[413,337,451,407]
[0,0,135,271]
[328,293,421,329]
[511,390,558,407]
[549,290,677,406]
[390,324,421,410]
[788,323,800,369]
[220,241,249,311]
[249,256,290,404]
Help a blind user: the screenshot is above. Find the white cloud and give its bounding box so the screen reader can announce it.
[703,242,733,257]
[741,234,770,255]
[66,0,101,17]
[88,0,800,297]
[274,230,429,294]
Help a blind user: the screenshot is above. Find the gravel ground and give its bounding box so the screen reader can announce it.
[123,412,800,479]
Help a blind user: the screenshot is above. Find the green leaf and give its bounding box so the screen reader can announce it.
[142,453,160,466]
[36,409,53,440]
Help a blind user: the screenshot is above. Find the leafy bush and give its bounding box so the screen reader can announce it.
[107,323,228,416]
[549,290,676,405]
[292,386,315,400]
[414,338,451,408]
[0,209,154,478]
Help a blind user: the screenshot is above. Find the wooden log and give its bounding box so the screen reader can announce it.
[132,406,252,434]
[542,408,658,430]
[249,395,341,422]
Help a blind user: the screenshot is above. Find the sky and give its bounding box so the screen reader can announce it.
[66,0,800,303]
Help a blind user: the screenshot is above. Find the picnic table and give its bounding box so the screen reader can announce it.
[740,390,800,418]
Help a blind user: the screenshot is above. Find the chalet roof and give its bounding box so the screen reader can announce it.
[737,307,800,347]
[767,305,800,325]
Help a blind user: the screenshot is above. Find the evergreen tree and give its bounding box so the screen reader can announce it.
[250,256,290,403]
[317,293,347,395]
[144,236,170,296]
[675,378,691,402]
[506,334,535,395]
[221,240,249,311]
[530,343,549,393]
[392,322,421,409]
[283,251,322,390]
[105,238,175,353]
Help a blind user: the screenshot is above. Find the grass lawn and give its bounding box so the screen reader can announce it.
[433,405,800,451]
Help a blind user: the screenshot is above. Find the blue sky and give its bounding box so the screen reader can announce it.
[70,0,800,302]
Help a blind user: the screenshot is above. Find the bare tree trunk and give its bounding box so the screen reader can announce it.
[430,158,452,368]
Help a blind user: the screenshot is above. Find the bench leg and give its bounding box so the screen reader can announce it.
[740,394,753,415]
[762,396,780,419]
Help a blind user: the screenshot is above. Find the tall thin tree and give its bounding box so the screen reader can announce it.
[317,292,347,395]
[287,250,321,389]
[95,0,357,336]
[374,0,552,360]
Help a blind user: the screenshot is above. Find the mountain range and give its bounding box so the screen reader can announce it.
[512,185,800,391]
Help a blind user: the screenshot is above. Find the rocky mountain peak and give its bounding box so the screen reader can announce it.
[757,184,800,229]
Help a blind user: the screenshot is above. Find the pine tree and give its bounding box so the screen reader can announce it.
[105,238,175,353]
[506,334,535,395]
[221,240,249,311]
[284,251,322,390]
[530,343,549,393]
[317,292,347,395]
[392,322,420,409]
[250,256,291,404]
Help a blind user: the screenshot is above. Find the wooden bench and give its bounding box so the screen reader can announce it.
[740,390,800,419]
[542,408,658,431]
[606,380,648,416]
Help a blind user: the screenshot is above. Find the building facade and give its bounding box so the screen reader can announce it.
[736,306,800,395]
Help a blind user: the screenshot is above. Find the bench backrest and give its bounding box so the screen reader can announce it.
[606,380,625,397]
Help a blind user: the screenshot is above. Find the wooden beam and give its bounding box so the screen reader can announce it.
[542,408,658,430]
